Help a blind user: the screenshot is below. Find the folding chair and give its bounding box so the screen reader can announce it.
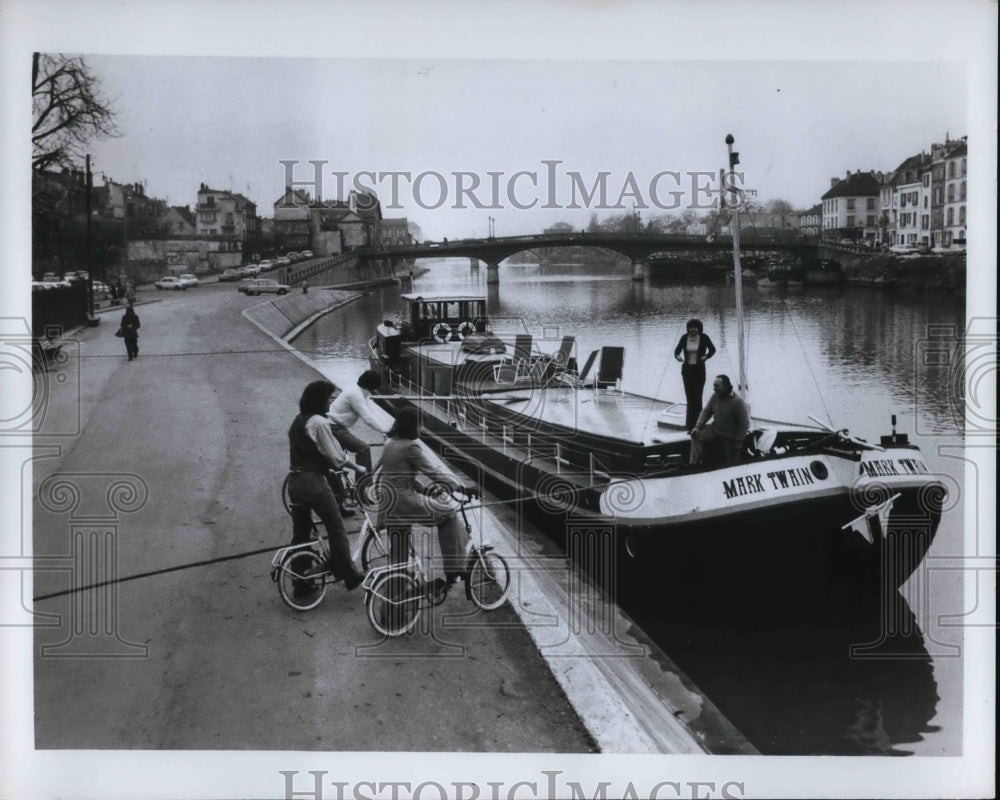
[551,336,575,371]
[493,334,534,384]
[554,348,598,389]
[595,346,625,395]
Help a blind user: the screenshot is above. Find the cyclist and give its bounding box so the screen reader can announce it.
[287,380,367,589]
[376,406,478,595]
[327,370,393,473]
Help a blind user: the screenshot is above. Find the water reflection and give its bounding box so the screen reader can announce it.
[299,263,962,755]
[628,583,941,756]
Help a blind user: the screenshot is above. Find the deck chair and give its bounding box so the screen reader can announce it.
[554,348,598,388]
[595,346,625,394]
[551,336,575,371]
[493,334,534,384]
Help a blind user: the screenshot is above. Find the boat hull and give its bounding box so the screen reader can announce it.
[371,386,943,593]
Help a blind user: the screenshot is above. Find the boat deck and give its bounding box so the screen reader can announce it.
[401,340,821,449]
[478,387,686,447]
[404,341,691,447]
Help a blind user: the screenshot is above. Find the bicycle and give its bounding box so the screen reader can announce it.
[271,464,379,612]
[361,488,512,637]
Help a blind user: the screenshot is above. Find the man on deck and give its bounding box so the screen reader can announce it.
[688,374,750,466]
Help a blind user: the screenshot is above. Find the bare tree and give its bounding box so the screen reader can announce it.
[32,53,119,172]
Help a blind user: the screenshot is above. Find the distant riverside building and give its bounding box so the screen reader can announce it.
[816,133,967,250]
[942,138,967,248]
[160,205,196,236]
[272,186,383,255]
[195,183,260,255]
[821,170,881,242]
[890,154,931,247]
[797,203,822,238]
[381,217,412,247]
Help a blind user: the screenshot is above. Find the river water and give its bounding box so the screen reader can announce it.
[293,257,969,757]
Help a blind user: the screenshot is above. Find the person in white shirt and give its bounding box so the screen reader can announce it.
[327,370,391,472]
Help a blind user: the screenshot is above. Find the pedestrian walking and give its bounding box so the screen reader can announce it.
[301,279,309,294]
[673,318,717,430]
[119,306,141,361]
[125,282,136,305]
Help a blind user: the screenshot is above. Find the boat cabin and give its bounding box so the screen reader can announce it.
[376,293,505,360]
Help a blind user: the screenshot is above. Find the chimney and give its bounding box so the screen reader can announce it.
[830,177,840,188]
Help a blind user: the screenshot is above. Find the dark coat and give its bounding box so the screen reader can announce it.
[673,332,716,363]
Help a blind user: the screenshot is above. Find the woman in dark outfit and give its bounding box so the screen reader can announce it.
[673,318,717,430]
[120,306,141,361]
[286,380,367,589]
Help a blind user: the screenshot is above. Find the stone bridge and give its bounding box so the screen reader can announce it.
[358,231,818,283]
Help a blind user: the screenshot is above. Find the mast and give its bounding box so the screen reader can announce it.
[724,134,749,402]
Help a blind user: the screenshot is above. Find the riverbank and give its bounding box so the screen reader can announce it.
[28,279,750,759]
[829,251,966,293]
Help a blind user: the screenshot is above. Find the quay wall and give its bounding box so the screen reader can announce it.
[817,246,966,293]
[242,288,364,340]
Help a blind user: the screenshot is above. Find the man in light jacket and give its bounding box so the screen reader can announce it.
[327,370,392,472]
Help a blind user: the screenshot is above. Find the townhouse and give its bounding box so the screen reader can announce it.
[821,170,881,242]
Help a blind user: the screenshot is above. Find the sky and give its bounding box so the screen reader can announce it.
[79,56,967,240]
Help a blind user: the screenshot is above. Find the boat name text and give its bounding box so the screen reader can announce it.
[722,467,816,499]
[859,457,928,478]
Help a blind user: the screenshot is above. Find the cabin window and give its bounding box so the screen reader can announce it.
[445,301,461,319]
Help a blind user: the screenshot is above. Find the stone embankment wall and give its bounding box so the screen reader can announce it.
[279,252,402,289]
[242,288,364,340]
[818,246,966,293]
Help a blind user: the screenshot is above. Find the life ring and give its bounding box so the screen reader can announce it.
[432,322,452,342]
[456,320,476,340]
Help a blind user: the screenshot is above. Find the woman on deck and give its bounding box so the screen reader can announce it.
[673,318,717,430]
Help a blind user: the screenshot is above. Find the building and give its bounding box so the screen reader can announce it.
[160,206,196,236]
[942,138,967,248]
[820,170,881,242]
[797,204,822,239]
[195,183,260,254]
[890,154,932,247]
[381,217,413,248]
[272,187,382,255]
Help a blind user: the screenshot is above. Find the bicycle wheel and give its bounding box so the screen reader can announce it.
[365,572,421,637]
[276,549,328,611]
[467,549,511,611]
[360,521,392,572]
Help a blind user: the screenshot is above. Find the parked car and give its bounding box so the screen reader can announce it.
[42,272,58,282]
[286,251,301,263]
[889,244,917,255]
[238,278,290,296]
[239,264,260,276]
[219,268,243,282]
[155,276,187,290]
[301,250,314,259]
[178,273,200,287]
[257,259,274,271]
[275,256,290,267]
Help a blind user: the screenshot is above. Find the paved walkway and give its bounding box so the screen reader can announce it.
[27,280,749,757]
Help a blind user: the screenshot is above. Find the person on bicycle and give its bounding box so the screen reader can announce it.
[287,380,367,589]
[326,370,392,473]
[376,406,478,593]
